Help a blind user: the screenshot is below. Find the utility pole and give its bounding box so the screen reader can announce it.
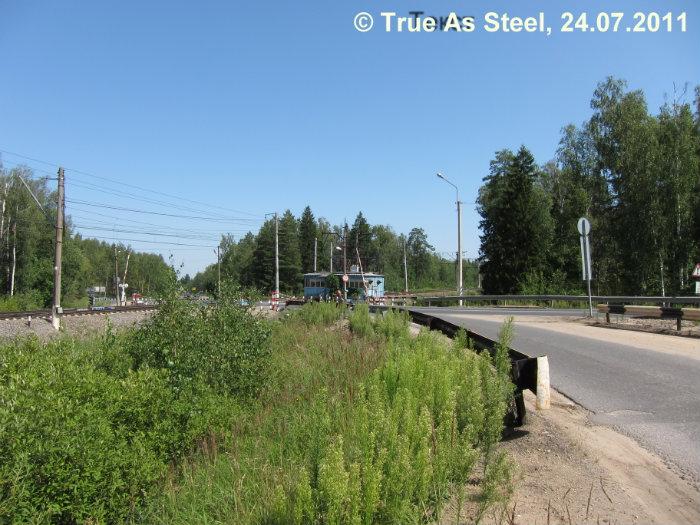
[274,213,279,308]
[329,239,333,273]
[51,167,65,330]
[457,199,463,305]
[216,245,221,296]
[437,173,463,306]
[313,237,317,272]
[342,223,348,300]
[403,237,408,293]
[121,251,131,305]
[114,246,120,307]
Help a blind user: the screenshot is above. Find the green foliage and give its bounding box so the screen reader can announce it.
[126,284,271,399]
[479,78,700,295]
[348,303,374,338]
[148,314,515,524]
[192,208,480,296]
[0,165,176,308]
[0,291,43,312]
[0,288,268,522]
[293,301,345,326]
[478,147,554,294]
[373,308,410,340]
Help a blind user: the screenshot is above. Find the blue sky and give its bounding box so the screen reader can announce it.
[1,0,698,276]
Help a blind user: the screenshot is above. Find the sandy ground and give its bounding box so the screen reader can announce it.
[439,390,700,525]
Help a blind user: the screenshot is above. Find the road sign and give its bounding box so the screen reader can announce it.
[577,217,593,317]
[692,263,700,280]
[342,274,349,283]
[577,217,591,236]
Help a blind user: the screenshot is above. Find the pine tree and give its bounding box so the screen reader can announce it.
[298,206,317,273]
[349,212,373,269]
[478,147,553,293]
[278,210,302,293]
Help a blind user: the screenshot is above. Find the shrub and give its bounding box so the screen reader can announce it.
[0,339,170,522]
[0,287,266,522]
[373,308,410,340]
[0,291,44,312]
[293,301,345,326]
[348,303,373,337]
[125,289,271,399]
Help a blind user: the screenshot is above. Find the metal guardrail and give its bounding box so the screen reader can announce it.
[371,305,549,428]
[597,304,700,331]
[409,294,700,306]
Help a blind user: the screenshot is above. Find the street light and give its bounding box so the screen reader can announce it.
[436,172,463,306]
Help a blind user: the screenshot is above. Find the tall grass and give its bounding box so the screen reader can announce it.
[147,304,515,524]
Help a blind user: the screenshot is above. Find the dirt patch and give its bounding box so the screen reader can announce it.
[439,390,700,525]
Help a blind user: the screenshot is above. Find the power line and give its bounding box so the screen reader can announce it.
[72,224,222,242]
[66,198,262,222]
[73,234,216,248]
[66,207,254,235]
[0,148,264,218]
[67,178,257,221]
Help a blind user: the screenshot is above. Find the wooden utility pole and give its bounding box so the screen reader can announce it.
[51,167,64,330]
[403,237,408,293]
[217,244,221,296]
[114,246,120,306]
[121,251,131,304]
[342,223,348,299]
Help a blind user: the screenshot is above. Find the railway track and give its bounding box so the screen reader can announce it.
[0,304,159,321]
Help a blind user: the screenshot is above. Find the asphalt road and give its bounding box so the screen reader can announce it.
[414,307,700,484]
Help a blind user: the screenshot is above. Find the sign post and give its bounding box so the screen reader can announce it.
[577,217,593,317]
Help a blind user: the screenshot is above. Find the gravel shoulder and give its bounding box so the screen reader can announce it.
[0,310,154,341]
[441,390,700,525]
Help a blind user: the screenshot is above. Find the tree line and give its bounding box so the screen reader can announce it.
[478,78,700,296]
[0,165,174,309]
[188,207,478,294]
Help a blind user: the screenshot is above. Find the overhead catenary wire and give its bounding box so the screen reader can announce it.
[67,199,263,222]
[0,148,264,218]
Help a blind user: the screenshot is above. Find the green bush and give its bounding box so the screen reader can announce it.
[293,301,345,326]
[0,291,44,312]
[125,289,271,399]
[0,288,268,522]
[373,308,410,340]
[348,303,373,337]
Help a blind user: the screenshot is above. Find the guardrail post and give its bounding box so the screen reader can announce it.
[677,317,682,332]
[536,356,550,410]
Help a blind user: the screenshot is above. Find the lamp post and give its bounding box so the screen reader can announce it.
[437,173,463,306]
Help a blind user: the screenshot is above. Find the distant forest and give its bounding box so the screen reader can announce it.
[187,209,479,295]
[0,167,174,310]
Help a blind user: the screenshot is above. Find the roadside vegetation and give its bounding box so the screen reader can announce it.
[0,299,515,523]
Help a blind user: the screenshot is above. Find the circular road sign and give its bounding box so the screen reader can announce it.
[577,217,591,236]
[342,274,349,283]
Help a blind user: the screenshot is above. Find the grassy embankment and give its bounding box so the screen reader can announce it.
[0,297,515,523]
